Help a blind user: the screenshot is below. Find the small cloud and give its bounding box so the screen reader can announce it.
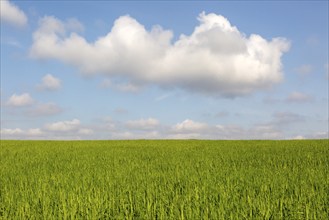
[0,0,28,27]
[294,64,312,77]
[0,128,43,139]
[325,63,329,80]
[110,130,160,140]
[0,128,23,135]
[1,120,94,140]
[38,74,61,91]
[285,92,313,103]
[292,135,305,140]
[27,128,43,136]
[168,120,248,139]
[172,119,209,133]
[6,93,34,107]
[45,119,80,132]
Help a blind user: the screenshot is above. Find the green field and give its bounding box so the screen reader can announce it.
[1,140,328,219]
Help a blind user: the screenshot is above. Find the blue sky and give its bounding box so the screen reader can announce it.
[1,0,328,140]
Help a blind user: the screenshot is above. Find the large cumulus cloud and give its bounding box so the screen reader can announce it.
[30,12,290,97]
[0,0,27,27]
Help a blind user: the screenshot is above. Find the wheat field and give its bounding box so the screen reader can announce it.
[1,140,328,219]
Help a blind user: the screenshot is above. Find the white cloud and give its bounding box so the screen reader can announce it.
[27,128,43,136]
[1,115,323,140]
[4,93,62,117]
[45,119,80,132]
[30,12,290,97]
[109,131,160,140]
[0,128,43,139]
[85,117,286,140]
[172,119,209,133]
[125,118,159,130]
[6,93,34,107]
[38,74,61,91]
[1,128,23,136]
[285,92,313,103]
[292,135,305,140]
[168,119,282,140]
[1,118,95,140]
[0,0,27,27]
[169,119,222,139]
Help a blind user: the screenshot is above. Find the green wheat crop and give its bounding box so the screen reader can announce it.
[1,140,328,219]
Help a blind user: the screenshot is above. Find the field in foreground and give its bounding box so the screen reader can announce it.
[1,140,328,219]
